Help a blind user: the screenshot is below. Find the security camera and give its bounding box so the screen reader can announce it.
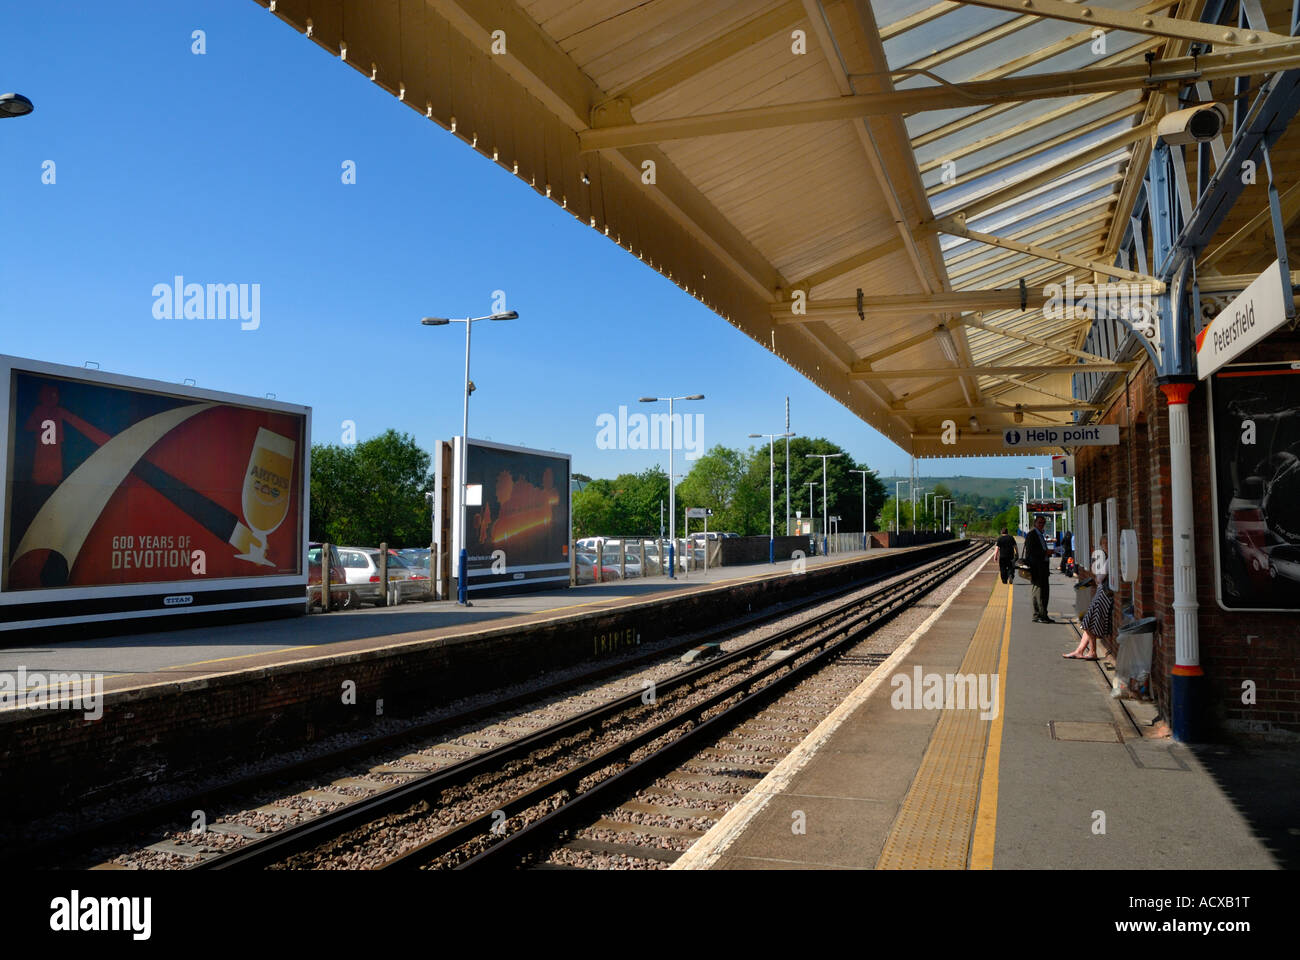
[1156,103,1229,145]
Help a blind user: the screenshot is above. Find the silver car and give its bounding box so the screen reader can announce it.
[336,547,421,605]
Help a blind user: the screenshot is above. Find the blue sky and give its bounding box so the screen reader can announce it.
[1,0,1051,482]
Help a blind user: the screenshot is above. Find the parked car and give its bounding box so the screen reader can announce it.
[307,542,357,610]
[602,543,642,577]
[335,547,385,605]
[395,547,433,599]
[373,549,426,602]
[576,551,621,582]
[336,547,424,605]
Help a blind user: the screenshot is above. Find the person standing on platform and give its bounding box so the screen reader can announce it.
[995,527,1017,584]
[1025,514,1052,622]
[1058,528,1074,574]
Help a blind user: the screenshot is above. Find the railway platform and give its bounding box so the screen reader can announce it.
[676,555,1299,871]
[0,542,942,697]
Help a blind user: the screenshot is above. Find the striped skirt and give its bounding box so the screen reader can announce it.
[1081,578,1113,637]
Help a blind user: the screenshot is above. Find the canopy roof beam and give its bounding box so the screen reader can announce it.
[894,402,1102,415]
[605,2,805,108]
[957,314,1111,363]
[957,0,1290,45]
[773,288,1049,322]
[939,216,1165,289]
[953,120,1157,220]
[851,362,1133,379]
[579,40,1300,150]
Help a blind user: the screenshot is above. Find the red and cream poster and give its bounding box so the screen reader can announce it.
[5,370,305,591]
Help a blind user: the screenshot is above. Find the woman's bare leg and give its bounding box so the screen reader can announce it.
[1064,630,1097,658]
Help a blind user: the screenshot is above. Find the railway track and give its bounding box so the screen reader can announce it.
[183,541,985,870]
[29,546,961,867]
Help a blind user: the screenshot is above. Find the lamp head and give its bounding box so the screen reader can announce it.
[489,311,518,321]
[421,317,451,326]
[638,396,658,403]
[0,93,33,118]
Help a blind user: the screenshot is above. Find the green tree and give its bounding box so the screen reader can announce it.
[676,445,763,533]
[608,467,670,535]
[309,429,433,546]
[779,437,884,535]
[572,481,615,538]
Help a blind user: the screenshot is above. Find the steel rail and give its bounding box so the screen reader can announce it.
[404,548,981,869]
[201,543,978,870]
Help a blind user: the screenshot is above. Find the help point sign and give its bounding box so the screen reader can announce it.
[1197,259,1289,379]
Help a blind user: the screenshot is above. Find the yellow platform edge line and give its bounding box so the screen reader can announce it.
[969,582,1013,870]
[875,575,1007,869]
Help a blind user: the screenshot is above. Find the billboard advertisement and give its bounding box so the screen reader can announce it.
[1209,365,1300,611]
[1,356,309,631]
[449,438,570,595]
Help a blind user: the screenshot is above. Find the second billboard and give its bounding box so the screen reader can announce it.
[446,438,570,596]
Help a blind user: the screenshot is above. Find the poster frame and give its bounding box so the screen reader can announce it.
[1207,361,1300,613]
[0,354,310,631]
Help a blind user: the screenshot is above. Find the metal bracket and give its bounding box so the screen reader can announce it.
[1019,278,1027,311]
[590,98,634,128]
[857,288,864,322]
[1260,140,1296,318]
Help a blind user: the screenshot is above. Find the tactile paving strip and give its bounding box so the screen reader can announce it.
[876,581,1009,870]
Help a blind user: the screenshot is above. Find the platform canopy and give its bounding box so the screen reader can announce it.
[254,0,1300,455]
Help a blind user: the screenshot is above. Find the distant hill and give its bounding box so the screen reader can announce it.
[880,475,1071,503]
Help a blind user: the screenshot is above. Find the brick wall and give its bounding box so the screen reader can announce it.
[1076,333,1300,740]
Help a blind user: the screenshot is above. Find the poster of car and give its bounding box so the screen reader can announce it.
[1210,365,1300,610]
[2,356,309,630]
[455,438,570,594]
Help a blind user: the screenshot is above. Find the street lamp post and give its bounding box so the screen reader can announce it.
[421,310,518,605]
[806,453,844,557]
[806,482,817,546]
[894,479,910,538]
[849,469,869,550]
[640,394,704,579]
[1027,465,1046,499]
[751,431,795,564]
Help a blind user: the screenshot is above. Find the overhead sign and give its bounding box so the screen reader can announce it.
[1052,454,1075,478]
[1197,259,1288,379]
[1002,425,1119,448]
[686,507,712,518]
[1028,499,1068,513]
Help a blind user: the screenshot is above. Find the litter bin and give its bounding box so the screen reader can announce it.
[1114,616,1157,699]
[1072,578,1096,617]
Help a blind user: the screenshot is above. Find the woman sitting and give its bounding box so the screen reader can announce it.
[1064,536,1112,661]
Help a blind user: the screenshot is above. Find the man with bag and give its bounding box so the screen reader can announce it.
[1024,513,1053,623]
